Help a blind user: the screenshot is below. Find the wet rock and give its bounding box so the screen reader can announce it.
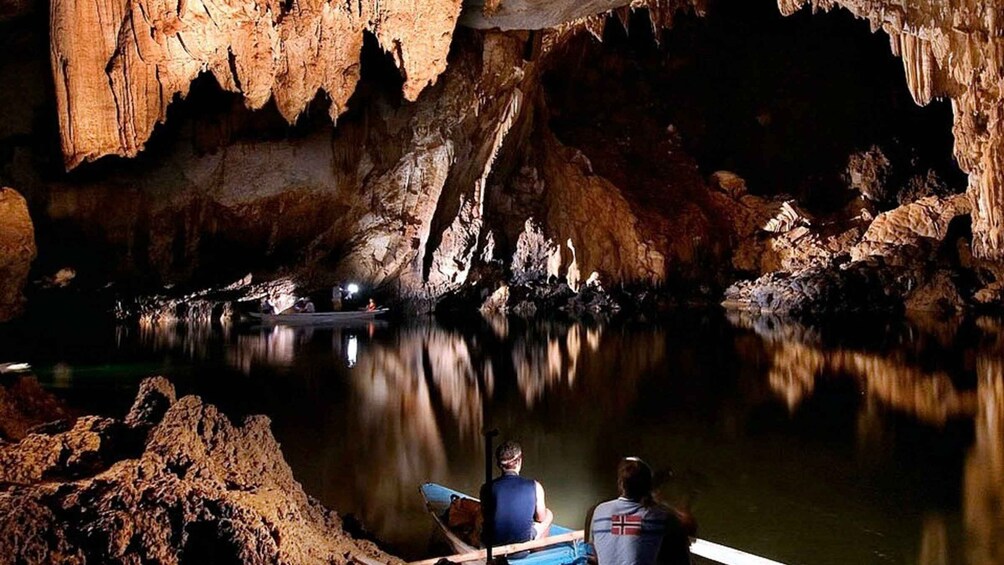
[903,270,965,314]
[0,187,36,321]
[0,375,72,442]
[722,258,909,316]
[0,377,398,564]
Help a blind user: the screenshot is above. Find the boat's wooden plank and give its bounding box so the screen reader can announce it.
[407,530,585,565]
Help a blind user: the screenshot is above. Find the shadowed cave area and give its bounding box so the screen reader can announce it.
[543,1,964,212]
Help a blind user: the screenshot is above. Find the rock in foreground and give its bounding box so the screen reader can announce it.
[0,377,398,564]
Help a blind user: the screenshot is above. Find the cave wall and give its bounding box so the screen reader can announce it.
[776,0,1004,261]
[4,0,1003,315]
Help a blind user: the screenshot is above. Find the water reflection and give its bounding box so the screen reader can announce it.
[732,312,1004,565]
[51,312,1004,564]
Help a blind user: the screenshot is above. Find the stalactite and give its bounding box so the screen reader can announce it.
[50,0,464,169]
[778,1,1004,260]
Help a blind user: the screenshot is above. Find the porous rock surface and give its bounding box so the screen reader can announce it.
[0,376,397,564]
[0,188,36,322]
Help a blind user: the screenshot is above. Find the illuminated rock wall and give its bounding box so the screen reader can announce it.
[0,188,36,321]
[777,0,1004,260]
[50,0,463,169]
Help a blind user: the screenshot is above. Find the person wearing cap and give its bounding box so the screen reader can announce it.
[481,440,554,548]
[586,457,695,565]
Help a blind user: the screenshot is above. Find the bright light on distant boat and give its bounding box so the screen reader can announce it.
[346,283,360,296]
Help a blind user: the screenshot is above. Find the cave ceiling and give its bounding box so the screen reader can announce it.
[45,0,1004,262]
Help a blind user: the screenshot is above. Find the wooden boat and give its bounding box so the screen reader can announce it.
[418,482,589,565]
[247,308,389,325]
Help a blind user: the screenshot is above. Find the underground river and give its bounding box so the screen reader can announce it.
[1,311,1000,565]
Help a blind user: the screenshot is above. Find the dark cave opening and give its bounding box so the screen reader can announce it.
[542,0,966,214]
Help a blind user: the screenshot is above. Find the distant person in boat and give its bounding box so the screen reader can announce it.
[292,298,316,313]
[260,299,275,315]
[586,457,696,565]
[366,298,378,312]
[481,440,554,549]
[331,284,343,311]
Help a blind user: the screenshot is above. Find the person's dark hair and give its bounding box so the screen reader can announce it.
[495,440,523,471]
[617,457,653,500]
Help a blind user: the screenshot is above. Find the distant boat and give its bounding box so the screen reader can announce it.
[417,482,589,565]
[247,308,390,325]
[0,363,31,374]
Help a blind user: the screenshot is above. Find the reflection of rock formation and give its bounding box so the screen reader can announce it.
[227,326,299,374]
[766,341,978,425]
[965,355,1004,565]
[737,313,1004,565]
[511,323,602,406]
[332,326,498,538]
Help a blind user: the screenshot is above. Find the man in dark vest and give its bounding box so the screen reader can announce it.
[481,440,554,548]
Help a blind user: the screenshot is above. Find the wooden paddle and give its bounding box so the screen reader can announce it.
[406,530,585,565]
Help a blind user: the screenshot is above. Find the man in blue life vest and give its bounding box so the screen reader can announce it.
[587,457,696,565]
[481,440,554,549]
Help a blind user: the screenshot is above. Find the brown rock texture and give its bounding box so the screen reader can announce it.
[851,194,971,262]
[0,375,72,442]
[0,376,398,564]
[0,188,36,321]
[777,1,1004,260]
[50,0,463,168]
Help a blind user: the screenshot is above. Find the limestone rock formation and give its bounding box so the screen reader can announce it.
[851,194,971,263]
[778,0,1004,261]
[50,0,463,168]
[0,188,36,321]
[0,376,398,564]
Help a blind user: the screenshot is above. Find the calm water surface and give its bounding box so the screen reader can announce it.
[1,311,1001,565]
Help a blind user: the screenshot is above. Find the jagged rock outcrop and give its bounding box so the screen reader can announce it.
[778,1,1004,261]
[0,377,397,564]
[0,188,36,321]
[851,194,971,263]
[51,0,464,168]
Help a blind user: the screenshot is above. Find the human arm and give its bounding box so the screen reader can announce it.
[534,481,554,535]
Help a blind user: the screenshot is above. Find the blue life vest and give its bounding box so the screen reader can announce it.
[486,472,537,545]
